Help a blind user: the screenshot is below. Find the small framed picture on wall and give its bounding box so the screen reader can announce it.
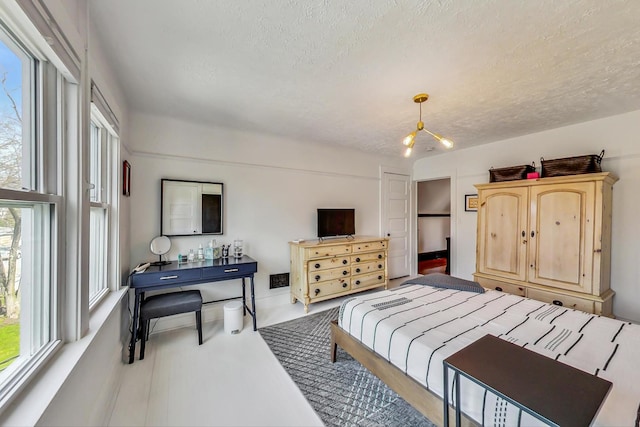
[465,194,478,212]
[123,160,131,197]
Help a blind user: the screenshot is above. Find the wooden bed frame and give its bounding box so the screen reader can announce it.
[330,320,474,427]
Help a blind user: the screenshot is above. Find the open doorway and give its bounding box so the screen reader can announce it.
[417,178,451,275]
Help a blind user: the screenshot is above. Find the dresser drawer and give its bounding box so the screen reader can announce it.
[351,251,385,264]
[132,268,202,288]
[352,240,387,254]
[527,288,595,313]
[310,278,350,299]
[306,244,352,259]
[308,266,350,284]
[202,262,257,280]
[351,271,385,289]
[475,277,526,296]
[351,260,384,276]
[308,256,350,272]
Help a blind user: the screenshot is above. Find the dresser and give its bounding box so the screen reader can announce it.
[289,236,388,312]
[473,172,617,316]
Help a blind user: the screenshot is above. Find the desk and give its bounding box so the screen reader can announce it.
[129,255,258,364]
[443,334,612,427]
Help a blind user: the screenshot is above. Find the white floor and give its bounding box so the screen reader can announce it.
[107,278,409,427]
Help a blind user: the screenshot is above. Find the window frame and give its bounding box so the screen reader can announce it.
[0,17,66,409]
[0,192,62,405]
[88,104,119,308]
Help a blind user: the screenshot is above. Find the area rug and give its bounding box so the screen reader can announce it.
[259,307,435,427]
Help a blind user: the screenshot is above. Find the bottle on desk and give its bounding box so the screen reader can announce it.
[187,249,195,263]
[197,244,204,261]
[204,240,214,260]
[233,239,243,258]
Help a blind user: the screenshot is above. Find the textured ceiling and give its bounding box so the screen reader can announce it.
[89,0,640,158]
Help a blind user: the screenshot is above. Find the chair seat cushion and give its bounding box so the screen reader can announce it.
[141,290,203,320]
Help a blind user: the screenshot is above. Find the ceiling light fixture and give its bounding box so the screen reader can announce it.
[402,93,453,157]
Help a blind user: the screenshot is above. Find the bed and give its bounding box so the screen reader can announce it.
[330,274,640,427]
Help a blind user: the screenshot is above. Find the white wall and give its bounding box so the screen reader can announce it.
[417,179,451,213]
[129,112,410,319]
[413,110,640,322]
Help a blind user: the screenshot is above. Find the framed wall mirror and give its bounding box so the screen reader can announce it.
[161,179,224,236]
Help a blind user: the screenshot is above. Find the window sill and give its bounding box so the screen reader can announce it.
[0,288,127,425]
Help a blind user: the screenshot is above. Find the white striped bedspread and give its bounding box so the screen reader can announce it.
[338,284,640,427]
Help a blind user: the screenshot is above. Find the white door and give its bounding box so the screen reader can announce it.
[383,172,411,279]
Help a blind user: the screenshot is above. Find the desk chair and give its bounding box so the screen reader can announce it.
[139,290,203,360]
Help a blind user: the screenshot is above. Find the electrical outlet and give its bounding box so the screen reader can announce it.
[270,273,290,289]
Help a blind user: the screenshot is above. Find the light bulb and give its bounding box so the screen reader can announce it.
[404,146,412,157]
[402,132,415,146]
[440,138,454,149]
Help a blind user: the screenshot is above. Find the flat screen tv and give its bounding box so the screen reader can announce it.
[317,208,355,239]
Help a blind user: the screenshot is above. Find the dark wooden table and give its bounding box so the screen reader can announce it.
[443,334,612,427]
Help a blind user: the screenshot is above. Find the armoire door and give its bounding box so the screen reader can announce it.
[477,187,529,281]
[528,182,595,293]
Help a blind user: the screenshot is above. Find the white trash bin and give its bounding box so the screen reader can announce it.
[224,301,244,334]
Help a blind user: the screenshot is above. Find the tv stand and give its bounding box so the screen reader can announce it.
[289,236,388,312]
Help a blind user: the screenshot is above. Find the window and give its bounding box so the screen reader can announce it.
[89,107,118,306]
[1,3,122,411]
[0,23,63,404]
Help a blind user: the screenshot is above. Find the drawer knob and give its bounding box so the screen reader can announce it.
[355,280,361,285]
[378,254,382,259]
[342,283,347,288]
[378,275,382,280]
[315,275,321,281]
[355,257,361,262]
[342,259,348,265]
[315,263,320,268]
[378,264,382,269]
[356,268,361,273]
[495,286,503,292]
[342,270,348,276]
[552,300,563,306]
[314,288,320,295]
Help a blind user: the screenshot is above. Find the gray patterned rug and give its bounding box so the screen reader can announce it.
[259,307,435,427]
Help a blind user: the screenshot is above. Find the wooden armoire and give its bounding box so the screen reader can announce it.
[473,172,617,316]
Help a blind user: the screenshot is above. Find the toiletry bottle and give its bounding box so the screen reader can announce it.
[177,253,182,264]
[197,244,204,261]
[204,241,213,260]
[188,249,195,262]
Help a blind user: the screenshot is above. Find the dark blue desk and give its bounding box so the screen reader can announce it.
[128,255,258,363]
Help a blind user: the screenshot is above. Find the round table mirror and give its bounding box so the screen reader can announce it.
[150,235,171,265]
